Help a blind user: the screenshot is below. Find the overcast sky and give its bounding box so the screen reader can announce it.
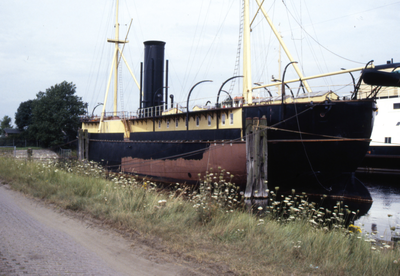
[1,0,400,126]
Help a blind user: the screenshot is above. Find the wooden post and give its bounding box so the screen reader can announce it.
[245,117,255,198]
[245,116,268,198]
[27,148,32,161]
[84,129,89,160]
[78,129,83,161]
[257,116,268,198]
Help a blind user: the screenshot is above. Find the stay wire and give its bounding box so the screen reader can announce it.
[104,101,345,170]
[281,0,365,65]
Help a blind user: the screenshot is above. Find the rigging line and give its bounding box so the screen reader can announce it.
[106,142,225,169]
[228,0,243,94]
[302,1,331,85]
[308,1,400,27]
[107,103,330,169]
[112,104,331,169]
[186,1,210,92]
[293,100,331,191]
[255,1,276,82]
[90,1,115,109]
[281,1,364,65]
[259,125,368,140]
[183,1,236,103]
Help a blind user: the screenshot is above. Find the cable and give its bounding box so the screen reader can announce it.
[281,1,365,65]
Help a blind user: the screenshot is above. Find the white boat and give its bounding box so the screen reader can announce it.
[358,62,400,173]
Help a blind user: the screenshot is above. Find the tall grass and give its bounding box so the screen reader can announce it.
[1,156,399,275]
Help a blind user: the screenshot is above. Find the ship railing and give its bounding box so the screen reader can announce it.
[137,103,185,118]
[79,114,102,122]
[358,86,400,99]
[101,111,132,120]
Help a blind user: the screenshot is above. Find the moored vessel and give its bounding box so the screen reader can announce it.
[357,61,400,174]
[80,0,388,200]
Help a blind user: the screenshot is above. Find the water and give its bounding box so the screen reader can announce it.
[355,174,400,242]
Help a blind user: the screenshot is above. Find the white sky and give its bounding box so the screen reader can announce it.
[1,0,400,125]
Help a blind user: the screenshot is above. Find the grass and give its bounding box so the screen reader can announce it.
[1,156,400,275]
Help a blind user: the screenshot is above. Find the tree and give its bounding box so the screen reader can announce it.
[29,81,86,147]
[0,115,13,135]
[15,100,34,130]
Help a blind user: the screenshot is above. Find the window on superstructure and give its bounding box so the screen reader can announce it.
[176,118,179,127]
[230,113,234,125]
[222,114,226,125]
[196,116,200,127]
[385,137,392,143]
[208,115,211,126]
[394,103,400,109]
[167,119,170,128]
[158,120,161,128]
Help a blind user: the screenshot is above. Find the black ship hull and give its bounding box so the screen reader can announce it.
[86,99,375,200]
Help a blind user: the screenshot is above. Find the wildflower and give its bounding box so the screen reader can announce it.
[348,224,362,233]
[257,206,263,211]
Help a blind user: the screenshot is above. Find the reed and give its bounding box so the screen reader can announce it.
[0,156,399,275]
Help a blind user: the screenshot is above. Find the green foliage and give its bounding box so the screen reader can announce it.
[1,157,400,275]
[0,115,13,134]
[15,100,34,130]
[185,168,243,224]
[26,81,86,147]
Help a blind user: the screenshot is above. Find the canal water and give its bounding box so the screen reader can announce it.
[355,173,400,242]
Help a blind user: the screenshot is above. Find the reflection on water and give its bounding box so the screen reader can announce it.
[356,174,400,241]
[245,174,399,241]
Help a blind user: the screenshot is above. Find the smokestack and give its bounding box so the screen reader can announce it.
[142,41,166,109]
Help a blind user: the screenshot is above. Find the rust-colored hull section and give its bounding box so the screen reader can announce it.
[121,142,246,185]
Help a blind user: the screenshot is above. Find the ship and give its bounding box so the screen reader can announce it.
[357,61,400,174]
[81,0,383,200]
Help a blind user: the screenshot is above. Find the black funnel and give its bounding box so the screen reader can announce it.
[143,41,166,109]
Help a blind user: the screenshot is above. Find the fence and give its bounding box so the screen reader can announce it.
[0,137,40,148]
[0,146,16,157]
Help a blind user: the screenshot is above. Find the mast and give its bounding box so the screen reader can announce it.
[243,0,253,104]
[99,1,136,132]
[113,0,120,115]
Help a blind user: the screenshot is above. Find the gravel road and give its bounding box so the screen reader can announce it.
[0,184,227,276]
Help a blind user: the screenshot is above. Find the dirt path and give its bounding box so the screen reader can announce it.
[0,184,232,275]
